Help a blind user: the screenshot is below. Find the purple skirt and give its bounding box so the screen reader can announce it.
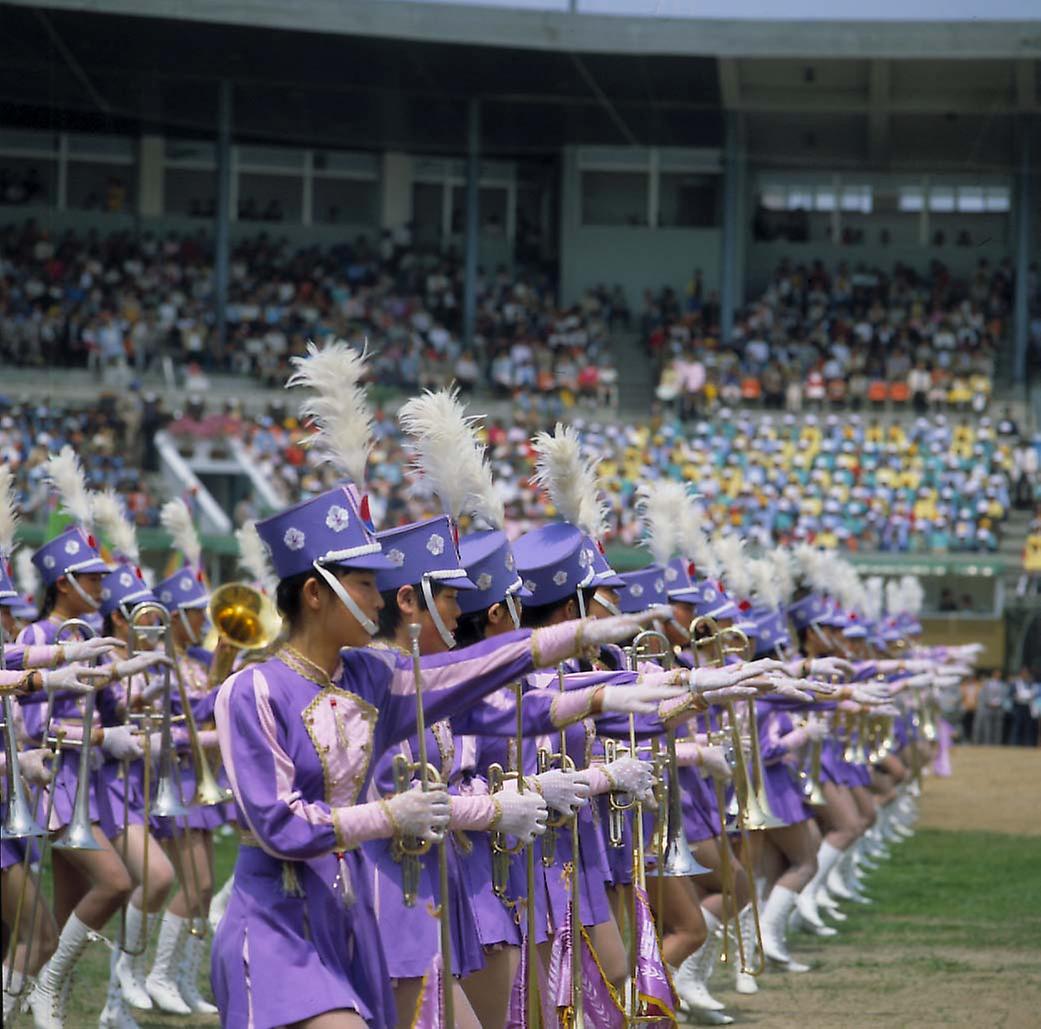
[47,757,119,839]
[681,769,720,844]
[367,835,485,981]
[99,759,146,832]
[212,845,395,1029]
[761,762,812,826]
[456,832,524,950]
[543,805,612,931]
[600,795,633,886]
[1,800,38,869]
[151,756,230,838]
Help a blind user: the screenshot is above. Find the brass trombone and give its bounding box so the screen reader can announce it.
[389,624,454,1026]
[205,581,282,687]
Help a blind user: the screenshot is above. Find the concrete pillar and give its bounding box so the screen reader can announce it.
[214,79,232,358]
[137,134,164,217]
[381,151,413,232]
[1012,115,1034,386]
[462,99,480,350]
[720,111,740,347]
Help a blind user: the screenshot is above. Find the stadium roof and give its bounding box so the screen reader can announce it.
[2,3,1037,160]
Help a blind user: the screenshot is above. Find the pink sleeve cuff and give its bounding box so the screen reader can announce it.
[531,622,581,668]
[674,741,702,767]
[550,686,597,728]
[779,728,808,752]
[448,794,499,831]
[331,800,394,850]
[583,766,613,796]
[196,729,220,750]
[658,694,703,724]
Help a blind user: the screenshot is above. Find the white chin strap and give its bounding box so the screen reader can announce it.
[504,591,521,631]
[593,590,621,617]
[576,589,587,620]
[421,574,456,649]
[177,607,200,645]
[314,562,378,637]
[67,573,100,612]
[668,617,691,641]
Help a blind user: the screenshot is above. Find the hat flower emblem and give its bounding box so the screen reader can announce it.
[64,539,81,555]
[101,587,111,600]
[325,505,350,532]
[654,578,664,593]
[523,579,537,593]
[179,576,194,591]
[665,566,678,581]
[553,570,568,587]
[426,534,445,556]
[476,572,493,591]
[386,549,405,567]
[579,548,593,568]
[505,552,515,572]
[631,583,644,598]
[284,527,306,551]
[119,572,134,588]
[160,590,173,603]
[43,555,56,569]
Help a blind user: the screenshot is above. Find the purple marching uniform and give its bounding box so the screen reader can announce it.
[757,699,814,826]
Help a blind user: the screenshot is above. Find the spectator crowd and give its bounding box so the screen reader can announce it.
[651,257,1033,417]
[958,666,1041,748]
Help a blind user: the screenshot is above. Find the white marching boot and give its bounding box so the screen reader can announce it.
[176,927,218,1014]
[145,912,191,1015]
[113,904,153,1010]
[674,909,728,1014]
[99,948,141,1029]
[796,842,844,932]
[209,875,234,933]
[816,886,847,922]
[758,885,808,971]
[28,913,92,1029]
[734,905,759,994]
[3,968,25,1021]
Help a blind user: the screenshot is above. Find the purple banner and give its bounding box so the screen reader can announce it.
[633,883,679,1026]
[507,927,555,1028]
[412,952,445,1029]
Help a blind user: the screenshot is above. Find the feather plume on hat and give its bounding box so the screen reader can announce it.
[0,466,18,558]
[636,480,688,566]
[15,549,38,602]
[713,533,753,599]
[92,491,140,564]
[160,498,202,569]
[748,557,782,610]
[44,446,94,530]
[286,340,374,488]
[900,575,924,616]
[766,548,796,605]
[885,577,904,616]
[531,423,608,541]
[236,520,278,596]
[864,576,884,622]
[679,501,717,577]
[791,543,831,594]
[398,388,505,531]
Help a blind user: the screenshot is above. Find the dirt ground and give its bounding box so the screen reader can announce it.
[916,744,1041,837]
[695,744,1041,1029]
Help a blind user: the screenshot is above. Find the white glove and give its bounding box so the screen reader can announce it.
[386,784,451,843]
[529,769,591,817]
[600,681,685,716]
[740,657,788,676]
[113,652,173,679]
[139,675,169,703]
[18,748,53,787]
[578,607,674,649]
[702,685,759,705]
[873,704,901,718]
[493,791,548,843]
[101,725,143,762]
[804,719,828,742]
[760,674,814,702]
[697,744,732,782]
[602,757,655,805]
[61,637,123,663]
[809,657,855,681]
[40,665,99,695]
[690,664,769,691]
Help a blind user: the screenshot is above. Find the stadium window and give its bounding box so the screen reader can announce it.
[898,185,925,212]
[313,178,379,227]
[814,187,837,212]
[786,187,813,211]
[840,185,872,213]
[65,133,135,214]
[581,170,649,227]
[928,186,956,212]
[238,172,302,223]
[956,186,985,213]
[164,169,215,218]
[0,155,57,206]
[984,186,1010,212]
[759,185,786,211]
[658,172,720,227]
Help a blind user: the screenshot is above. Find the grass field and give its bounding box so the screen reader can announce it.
[15,745,1041,1028]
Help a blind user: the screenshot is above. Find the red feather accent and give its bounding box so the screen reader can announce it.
[687,561,696,578]
[738,599,751,612]
[87,534,97,549]
[359,494,371,524]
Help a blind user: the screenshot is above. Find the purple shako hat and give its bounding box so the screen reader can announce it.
[617,564,669,614]
[32,526,110,588]
[457,529,531,617]
[513,522,596,609]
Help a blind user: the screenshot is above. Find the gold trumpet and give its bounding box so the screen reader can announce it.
[205,582,282,687]
[487,682,526,900]
[536,666,577,869]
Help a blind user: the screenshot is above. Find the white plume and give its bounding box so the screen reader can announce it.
[287,340,374,487]
[0,465,18,556]
[92,490,139,563]
[636,480,688,566]
[767,548,796,604]
[679,502,717,577]
[236,521,278,595]
[885,577,904,615]
[748,557,782,609]
[791,543,831,594]
[713,533,752,599]
[15,549,38,601]
[160,498,202,568]
[900,575,924,616]
[45,446,94,529]
[531,424,608,541]
[864,576,884,622]
[398,389,505,530]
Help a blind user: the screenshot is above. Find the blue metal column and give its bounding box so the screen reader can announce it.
[720,111,739,348]
[214,79,232,360]
[463,98,480,351]
[1012,114,1034,387]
